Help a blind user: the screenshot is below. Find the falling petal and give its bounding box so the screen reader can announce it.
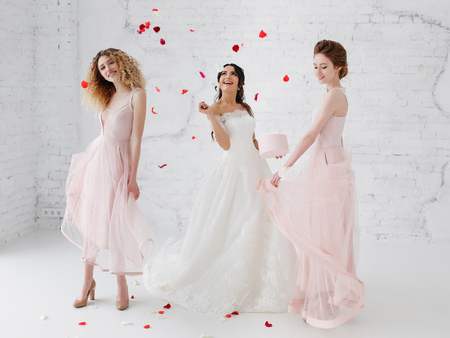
[163,303,172,309]
[241,43,244,46]
[88,305,98,309]
[182,89,188,95]
[131,295,135,299]
[153,26,160,33]
[156,11,163,19]
[148,308,157,314]
[160,38,166,45]
[156,314,166,319]
[158,164,167,168]
[218,317,226,322]
[231,311,239,315]
[232,45,239,52]
[192,136,196,139]
[190,29,196,32]
[78,322,86,325]
[137,30,142,34]
[283,75,290,82]
[288,15,295,25]
[139,24,145,30]
[254,93,259,101]
[143,324,151,329]
[81,81,89,89]
[145,21,150,29]
[199,71,205,78]
[265,321,273,327]
[155,87,160,92]
[259,30,267,38]
[142,42,148,46]
[215,63,223,72]
[158,311,165,314]
[151,107,158,114]
[121,322,133,326]
[40,314,48,321]
[225,314,231,318]
[132,280,140,286]
[152,8,158,11]
[141,28,146,33]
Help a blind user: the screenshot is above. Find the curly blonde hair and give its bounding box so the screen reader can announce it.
[82,48,146,112]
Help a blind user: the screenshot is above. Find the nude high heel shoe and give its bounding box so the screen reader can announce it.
[116,284,129,310]
[73,279,96,308]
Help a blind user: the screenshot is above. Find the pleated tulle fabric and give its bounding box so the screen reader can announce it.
[62,89,154,275]
[144,111,297,316]
[257,88,365,328]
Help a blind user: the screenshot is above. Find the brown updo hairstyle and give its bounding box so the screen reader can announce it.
[314,40,348,79]
[211,63,253,140]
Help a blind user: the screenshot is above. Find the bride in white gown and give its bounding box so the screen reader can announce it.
[144,64,296,316]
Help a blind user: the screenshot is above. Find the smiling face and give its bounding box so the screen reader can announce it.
[313,53,341,85]
[98,55,119,82]
[219,65,240,93]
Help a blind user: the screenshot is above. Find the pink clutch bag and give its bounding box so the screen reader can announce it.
[258,134,289,158]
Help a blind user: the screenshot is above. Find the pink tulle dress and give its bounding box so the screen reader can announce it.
[256,88,365,328]
[62,88,154,276]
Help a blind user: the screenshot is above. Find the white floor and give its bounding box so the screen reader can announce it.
[1,228,449,338]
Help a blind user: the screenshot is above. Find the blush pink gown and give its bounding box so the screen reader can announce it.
[256,88,365,328]
[62,88,154,276]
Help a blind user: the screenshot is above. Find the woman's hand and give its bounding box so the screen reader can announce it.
[271,171,281,187]
[127,179,140,200]
[199,101,214,116]
[275,155,285,159]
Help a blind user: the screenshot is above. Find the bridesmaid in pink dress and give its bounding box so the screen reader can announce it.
[62,48,154,310]
[257,40,364,328]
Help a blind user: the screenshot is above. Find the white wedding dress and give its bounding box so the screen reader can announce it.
[143,110,297,316]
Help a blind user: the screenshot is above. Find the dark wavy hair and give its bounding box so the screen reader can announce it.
[211,63,253,140]
[314,40,348,79]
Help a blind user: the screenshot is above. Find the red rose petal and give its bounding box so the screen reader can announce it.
[265,321,273,327]
[131,295,134,299]
[155,87,160,92]
[254,93,259,101]
[81,81,89,89]
[163,303,171,309]
[140,24,145,30]
[190,29,195,32]
[78,322,86,326]
[241,43,244,46]
[153,26,160,33]
[158,164,167,168]
[137,30,142,34]
[145,21,150,29]
[143,324,151,329]
[151,107,158,114]
[158,310,164,314]
[231,311,239,315]
[259,30,267,38]
[152,8,158,11]
[192,136,196,139]
[181,89,188,95]
[160,38,166,45]
[232,44,239,52]
[283,75,290,82]
[141,28,146,33]
[225,314,231,318]
[199,71,205,78]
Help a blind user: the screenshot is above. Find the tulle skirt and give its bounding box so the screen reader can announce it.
[62,135,154,275]
[256,144,364,329]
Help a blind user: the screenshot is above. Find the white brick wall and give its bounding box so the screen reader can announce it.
[1,0,450,243]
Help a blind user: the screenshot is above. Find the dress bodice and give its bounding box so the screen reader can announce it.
[215,110,258,158]
[100,89,140,141]
[312,88,347,148]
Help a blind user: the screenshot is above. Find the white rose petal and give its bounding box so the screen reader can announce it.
[288,15,295,25]
[156,11,163,19]
[215,63,223,72]
[156,314,166,319]
[218,317,226,322]
[121,321,133,326]
[88,305,98,309]
[40,314,48,321]
[278,166,294,179]
[132,280,140,286]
